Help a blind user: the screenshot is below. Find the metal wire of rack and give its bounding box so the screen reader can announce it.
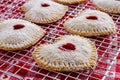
[0,0,120,80]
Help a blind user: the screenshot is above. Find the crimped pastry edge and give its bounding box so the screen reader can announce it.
[54,0,87,5]
[92,1,120,14]
[0,31,45,51]
[64,24,115,37]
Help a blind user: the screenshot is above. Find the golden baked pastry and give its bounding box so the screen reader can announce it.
[21,0,68,24]
[92,0,120,14]
[54,0,86,5]
[0,19,46,50]
[64,10,115,37]
[33,35,97,72]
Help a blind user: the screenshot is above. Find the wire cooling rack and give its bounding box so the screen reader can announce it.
[0,0,120,80]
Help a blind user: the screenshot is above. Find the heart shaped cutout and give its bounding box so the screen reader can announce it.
[13,24,25,30]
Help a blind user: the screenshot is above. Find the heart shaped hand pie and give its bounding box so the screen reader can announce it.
[54,0,86,4]
[0,19,46,50]
[64,10,115,37]
[21,0,68,24]
[92,0,120,14]
[33,35,97,72]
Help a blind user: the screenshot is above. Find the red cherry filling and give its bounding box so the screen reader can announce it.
[13,24,25,30]
[59,43,76,51]
[41,3,50,7]
[86,16,98,20]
